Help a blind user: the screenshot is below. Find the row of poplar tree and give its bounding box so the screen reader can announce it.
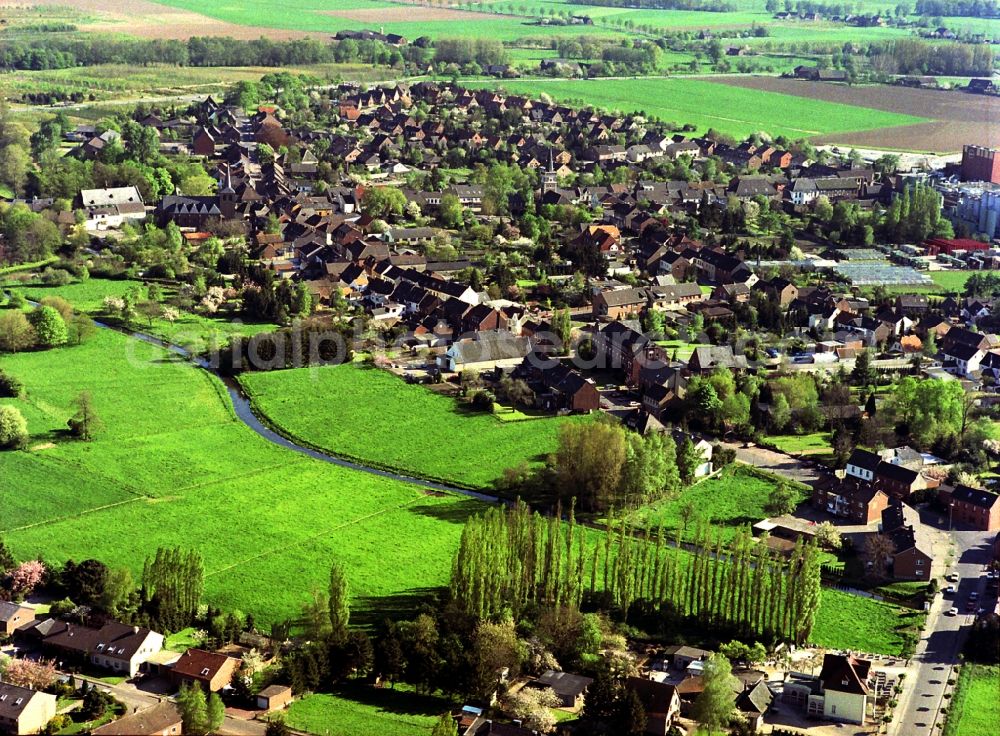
[450,502,823,644]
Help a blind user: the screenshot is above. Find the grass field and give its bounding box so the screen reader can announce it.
[628,464,808,541]
[151,0,624,40]
[0,321,481,626]
[883,270,993,296]
[766,432,832,455]
[944,664,1000,736]
[811,588,925,656]
[477,77,926,139]
[14,278,276,354]
[239,363,576,489]
[286,686,451,736]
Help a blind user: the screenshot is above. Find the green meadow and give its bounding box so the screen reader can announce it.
[811,588,925,656]
[627,464,809,543]
[1,325,481,626]
[944,664,1000,736]
[286,686,451,736]
[239,362,575,489]
[479,77,926,139]
[150,0,624,40]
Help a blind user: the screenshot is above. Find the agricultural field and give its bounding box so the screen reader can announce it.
[0,321,482,626]
[479,77,926,139]
[944,664,1000,736]
[239,362,576,489]
[810,588,925,656]
[627,464,809,542]
[716,76,1000,152]
[884,269,993,296]
[146,0,624,41]
[286,686,452,736]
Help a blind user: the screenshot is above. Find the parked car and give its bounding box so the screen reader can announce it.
[944,585,956,596]
[946,573,959,583]
[947,606,959,616]
[966,599,977,612]
[970,591,979,601]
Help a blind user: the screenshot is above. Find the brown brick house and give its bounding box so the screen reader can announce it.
[812,476,889,524]
[0,602,34,637]
[169,649,240,692]
[949,485,1000,531]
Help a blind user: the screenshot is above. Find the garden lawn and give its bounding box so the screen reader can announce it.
[239,363,578,489]
[944,664,1000,736]
[1,324,481,626]
[810,588,925,656]
[285,686,451,736]
[480,77,927,139]
[628,464,808,542]
[767,432,832,455]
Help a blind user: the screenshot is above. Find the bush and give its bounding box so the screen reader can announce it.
[0,310,36,352]
[0,370,24,398]
[469,389,496,412]
[0,405,29,449]
[40,267,73,286]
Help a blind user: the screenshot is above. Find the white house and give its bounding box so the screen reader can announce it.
[845,448,880,483]
[79,186,146,231]
[0,683,56,735]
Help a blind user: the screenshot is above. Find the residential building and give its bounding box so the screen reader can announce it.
[42,621,163,678]
[437,332,532,373]
[91,702,182,736]
[625,677,681,735]
[949,485,1000,531]
[783,654,872,725]
[0,602,34,636]
[0,683,56,735]
[529,670,593,710]
[169,648,240,692]
[78,186,146,231]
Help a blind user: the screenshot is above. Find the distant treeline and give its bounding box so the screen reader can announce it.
[874,37,995,74]
[0,35,430,71]
[914,0,1000,17]
[565,0,736,10]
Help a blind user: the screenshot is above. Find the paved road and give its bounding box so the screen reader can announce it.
[891,526,995,736]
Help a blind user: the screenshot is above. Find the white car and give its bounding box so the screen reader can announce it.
[946,607,959,616]
[946,573,959,583]
[944,585,956,596]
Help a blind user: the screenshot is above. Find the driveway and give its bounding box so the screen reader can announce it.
[890,525,995,736]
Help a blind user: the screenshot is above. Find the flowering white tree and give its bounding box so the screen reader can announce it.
[162,307,180,323]
[200,287,227,314]
[506,687,559,733]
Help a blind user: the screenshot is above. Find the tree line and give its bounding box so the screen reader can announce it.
[0,35,427,72]
[565,0,737,11]
[450,501,824,644]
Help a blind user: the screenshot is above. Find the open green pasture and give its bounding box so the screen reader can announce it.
[239,362,575,489]
[627,464,808,542]
[1,325,481,626]
[478,77,926,139]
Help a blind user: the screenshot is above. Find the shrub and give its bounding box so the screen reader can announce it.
[0,370,24,398]
[40,267,73,286]
[0,405,29,449]
[469,389,496,412]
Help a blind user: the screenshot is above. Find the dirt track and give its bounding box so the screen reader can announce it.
[712,75,1000,152]
[1,0,330,40]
